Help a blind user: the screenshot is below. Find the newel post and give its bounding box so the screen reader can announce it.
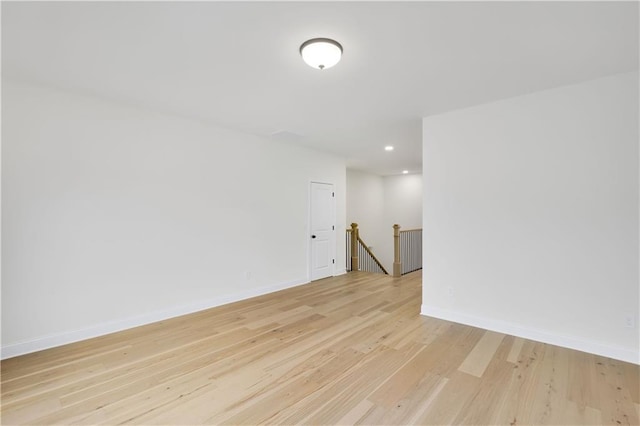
[393,224,402,277]
[350,223,359,271]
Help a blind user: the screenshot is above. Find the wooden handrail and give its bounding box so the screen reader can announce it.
[346,223,388,274]
[347,222,421,276]
[356,236,389,275]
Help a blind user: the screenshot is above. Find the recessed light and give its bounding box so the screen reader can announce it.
[384,146,394,151]
[402,170,409,174]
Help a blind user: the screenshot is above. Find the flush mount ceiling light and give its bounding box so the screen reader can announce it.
[402,170,409,174]
[384,146,394,151]
[300,38,343,70]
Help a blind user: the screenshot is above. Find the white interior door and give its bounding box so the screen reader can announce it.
[310,182,335,281]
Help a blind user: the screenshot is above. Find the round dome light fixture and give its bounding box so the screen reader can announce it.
[300,38,343,70]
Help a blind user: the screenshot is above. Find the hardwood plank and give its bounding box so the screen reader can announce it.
[404,376,449,425]
[418,371,482,425]
[1,270,637,425]
[507,336,525,364]
[335,399,375,425]
[457,330,505,377]
[488,340,547,425]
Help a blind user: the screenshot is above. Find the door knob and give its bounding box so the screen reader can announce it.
[311,235,317,238]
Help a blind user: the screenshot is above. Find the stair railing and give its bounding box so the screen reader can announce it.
[346,223,389,274]
[393,224,423,277]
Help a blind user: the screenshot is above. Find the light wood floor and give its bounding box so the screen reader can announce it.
[2,271,639,425]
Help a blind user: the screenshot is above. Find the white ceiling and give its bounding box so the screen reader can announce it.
[3,1,638,176]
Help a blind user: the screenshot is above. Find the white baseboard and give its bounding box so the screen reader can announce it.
[421,305,639,365]
[2,278,309,360]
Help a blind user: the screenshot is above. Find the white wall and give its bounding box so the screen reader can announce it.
[346,169,385,257]
[383,174,423,230]
[346,169,422,271]
[422,72,639,363]
[2,80,346,358]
